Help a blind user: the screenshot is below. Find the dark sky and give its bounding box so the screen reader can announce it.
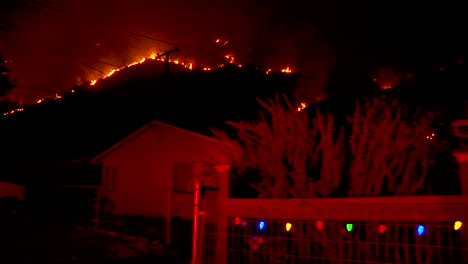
[1,0,465,104]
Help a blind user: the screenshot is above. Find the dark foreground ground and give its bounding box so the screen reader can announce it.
[0,214,192,264]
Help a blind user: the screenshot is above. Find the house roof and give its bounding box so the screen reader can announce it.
[90,120,227,164]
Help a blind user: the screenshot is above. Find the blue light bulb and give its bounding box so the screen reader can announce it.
[258,221,266,231]
[417,225,426,236]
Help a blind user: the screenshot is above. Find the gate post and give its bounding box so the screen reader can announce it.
[215,165,231,264]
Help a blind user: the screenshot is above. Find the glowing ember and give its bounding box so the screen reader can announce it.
[83,41,294,88]
[382,83,392,89]
[297,102,307,112]
[225,54,235,64]
[2,108,25,116]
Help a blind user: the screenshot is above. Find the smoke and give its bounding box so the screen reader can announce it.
[0,0,337,104]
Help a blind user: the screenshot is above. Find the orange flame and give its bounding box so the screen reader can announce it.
[90,80,97,86]
[297,102,307,112]
[225,54,235,64]
[281,67,292,73]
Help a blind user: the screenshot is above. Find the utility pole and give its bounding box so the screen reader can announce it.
[156,45,181,83]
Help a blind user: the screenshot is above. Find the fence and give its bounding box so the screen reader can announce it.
[197,169,468,264]
[25,184,182,244]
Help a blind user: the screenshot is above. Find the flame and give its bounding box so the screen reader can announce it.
[2,108,25,116]
[297,102,307,112]
[106,69,118,78]
[83,41,295,89]
[225,54,235,64]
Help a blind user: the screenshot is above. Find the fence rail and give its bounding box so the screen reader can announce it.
[201,194,468,264]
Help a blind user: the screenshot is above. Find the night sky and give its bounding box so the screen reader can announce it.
[1,0,466,104]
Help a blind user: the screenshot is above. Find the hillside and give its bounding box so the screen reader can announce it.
[0,59,298,185]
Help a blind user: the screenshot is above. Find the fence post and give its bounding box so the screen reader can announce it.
[192,166,202,264]
[166,189,172,245]
[214,165,230,264]
[94,187,101,231]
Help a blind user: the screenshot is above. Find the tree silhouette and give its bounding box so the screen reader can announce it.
[212,94,345,198]
[214,94,440,198]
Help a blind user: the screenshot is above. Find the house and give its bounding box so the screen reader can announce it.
[90,120,230,219]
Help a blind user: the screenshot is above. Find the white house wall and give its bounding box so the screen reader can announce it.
[99,124,229,218]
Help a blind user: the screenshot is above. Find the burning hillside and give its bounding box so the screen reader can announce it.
[1,0,333,106]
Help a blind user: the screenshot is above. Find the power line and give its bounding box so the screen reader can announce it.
[27,0,219,58]
[26,0,293,71]
[15,85,55,93]
[25,0,330,84]
[1,33,118,76]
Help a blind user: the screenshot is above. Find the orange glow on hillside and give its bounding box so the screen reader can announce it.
[83,41,297,89]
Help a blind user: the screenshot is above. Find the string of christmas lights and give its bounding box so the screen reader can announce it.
[233,218,464,236]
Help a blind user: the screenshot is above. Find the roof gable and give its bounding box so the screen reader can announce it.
[90,120,226,164]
